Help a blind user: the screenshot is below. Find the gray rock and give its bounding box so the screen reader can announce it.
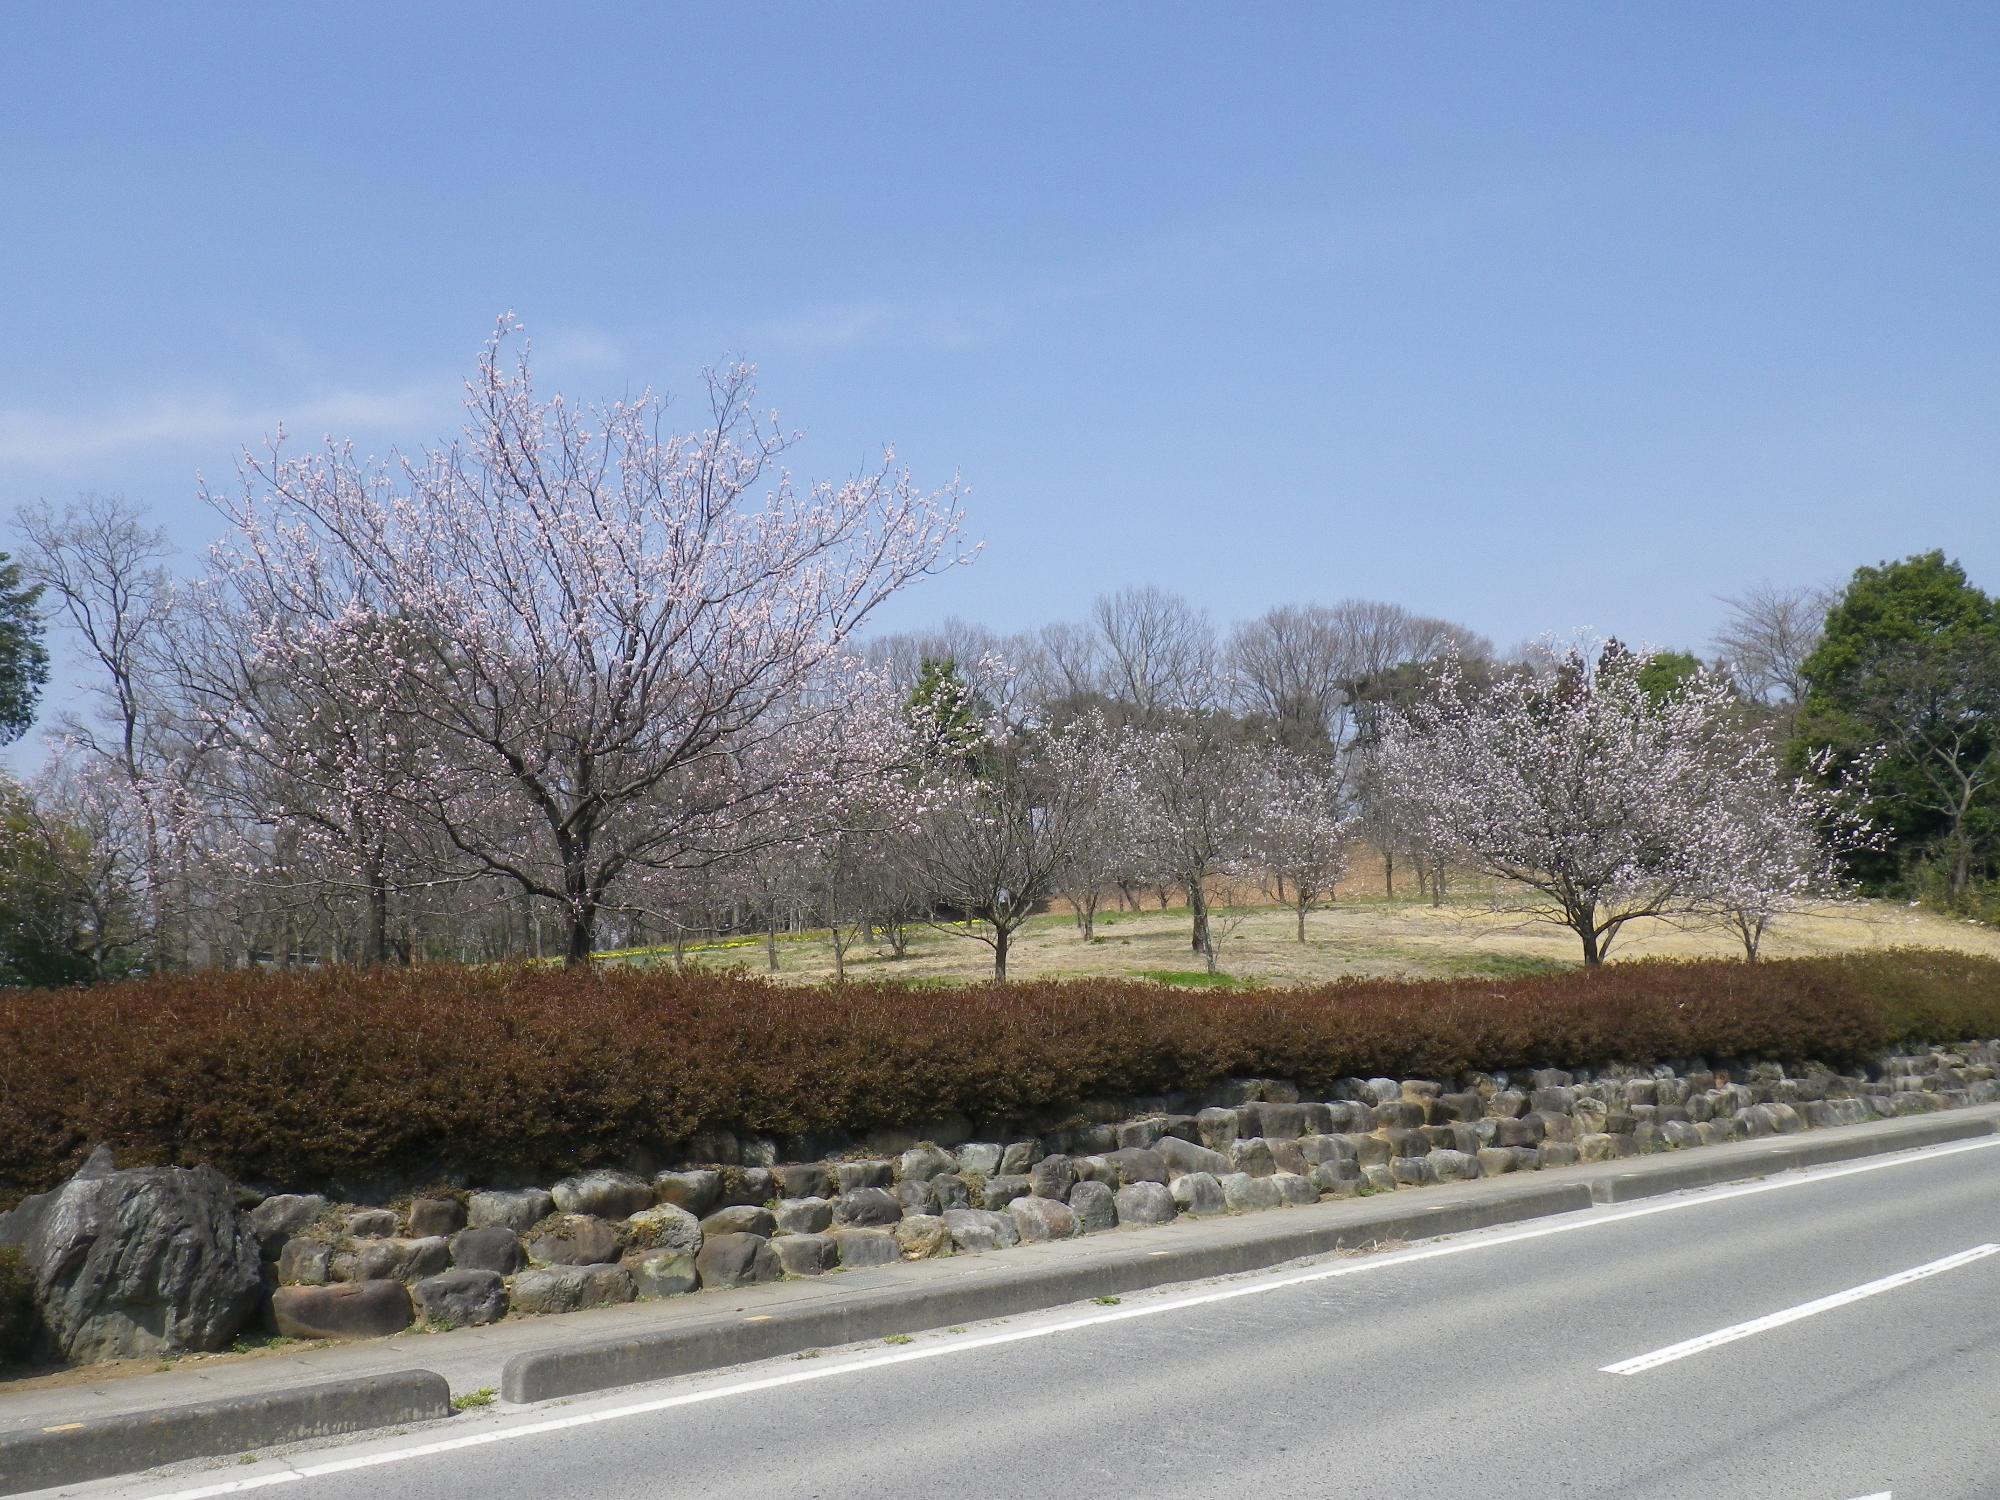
[1114,1181,1176,1225]
[625,1249,699,1297]
[832,1188,903,1227]
[695,1232,782,1288]
[1219,1173,1284,1212]
[1068,1180,1118,1233]
[1360,1164,1397,1191]
[1155,1136,1233,1179]
[1576,1133,1628,1162]
[247,1194,328,1257]
[1475,1148,1518,1177]
[833,1160,895,1192]
[270,1280,412,1340]
[683,1129,741,1166]
[625,1204,702,1255]
[276,1238,331,1286]
[1429,1150,1483,1183]
[448,1226,525,1275]
[773,1196,834,1235]
[740,1137,780,1169]
[773,1163,834,1199]
[466,1188,553,1234]
[894,1215,952,1259]
[0,1152,263,1362]
[770,1234,838,1277]
[894,1179,939,1216]
[413,1269,507,1327]
[651,1171,721,1216]
[716,1168,776,1208]
[827,1227,900,1267]
[701,1205,777,1238]
[955,1143,1004,1177]
[1271,1172,1317,1205]
[1030,1155,1077,1201]
[1308,1159,1360,1193]
[999,1141,1044,1175]
[931,1174,971,1211]
[1098,1148,1169,1186]
[941,1208,1021,1253]
[526,1214,624,1266]
[512,1264,635,1315]
[406,1196,466,1238]
[1227,1139,1276,1177]
[1344,1133,1391,1167]
[1662,1119,1703,1149]
[1538,1142,1580,1168]
[1389,1156,1437,1186]
[345,1209,399,1239]
[337,1236,450,1285]
[1194,1106,1240,1150]
[977,1175,1033,1211]
[1008,1197,1077,1242]
[1170,1172,1225,1216]
[897,1144,956,1182]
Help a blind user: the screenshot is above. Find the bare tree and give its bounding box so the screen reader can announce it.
[15,495,188,969]
[1090,585,1215,722]
[1125,711,1260,973]
[1714,582,1828,729]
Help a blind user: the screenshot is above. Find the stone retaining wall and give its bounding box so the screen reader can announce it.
[253,1041,2000,1343]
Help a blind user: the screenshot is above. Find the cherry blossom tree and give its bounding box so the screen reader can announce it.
[1250,747,1353,941]
[1125,710,1262,973]
[1378,642,1850,966]
[203,319,969,963]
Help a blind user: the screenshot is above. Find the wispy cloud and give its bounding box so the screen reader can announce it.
[0,380,459,472]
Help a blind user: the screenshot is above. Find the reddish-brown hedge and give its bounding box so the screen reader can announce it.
[4,949,1997,1199]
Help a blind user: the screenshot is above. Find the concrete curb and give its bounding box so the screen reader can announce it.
[0,1371,452,1497]
[1584,1111,1999,1203]
[503,1180,1597,1403]
[503,1108,2000,1405]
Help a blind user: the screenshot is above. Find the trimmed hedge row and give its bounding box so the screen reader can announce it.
[4,949,1998,1199]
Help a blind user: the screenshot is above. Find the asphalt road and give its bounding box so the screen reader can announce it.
[90,1138,2000,1500]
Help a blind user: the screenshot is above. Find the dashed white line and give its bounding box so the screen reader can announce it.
[1602,1244,2000,1375]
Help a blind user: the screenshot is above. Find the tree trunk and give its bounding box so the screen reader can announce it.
[1296,899,1307,943]
[766,917,779,972]
[1576,919,1602,967]
[1383,847,1395,897]
[993,924,1010,983]
[1189,878,1211,956]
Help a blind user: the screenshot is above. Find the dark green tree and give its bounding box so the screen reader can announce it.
[905,657,991,776]
[0,550,48,745]
[1635,649,1703,704]
[1793,551,2000,900]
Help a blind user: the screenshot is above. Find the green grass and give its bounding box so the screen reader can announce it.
[1131,969,1248,990]
[451,1387,497,1411]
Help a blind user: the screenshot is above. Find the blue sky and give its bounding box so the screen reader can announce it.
[3,2,1996,707]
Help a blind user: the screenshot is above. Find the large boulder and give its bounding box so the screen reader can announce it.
[271,1280,413,1340]
[0,1149,263,1362]
[406,1197,467,1238]
[625,1249,699,1298]
[941,1208,1020,1253]
[1113,1182,1177,1225]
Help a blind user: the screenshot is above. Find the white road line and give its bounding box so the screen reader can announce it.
[123,1133,2000,1500]
[1602,1244,2000,1375]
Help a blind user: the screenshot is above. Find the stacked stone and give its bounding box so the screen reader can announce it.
[201,1040,2000,1345]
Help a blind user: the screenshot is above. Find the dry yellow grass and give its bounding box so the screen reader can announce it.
[669,889,2000,988]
